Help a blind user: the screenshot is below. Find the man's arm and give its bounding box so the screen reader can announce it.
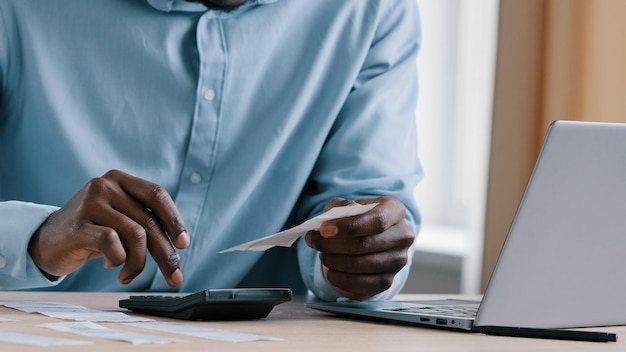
[0,3,7,91]
[0,6,49,289]
[297,0,422,301]
[1,170,190,290]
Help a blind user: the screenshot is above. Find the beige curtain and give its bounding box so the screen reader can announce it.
[482,0,626,290]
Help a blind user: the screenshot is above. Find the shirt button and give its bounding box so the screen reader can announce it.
[203,89,216,101]
[0,256,6,269]
[190,172,202,184]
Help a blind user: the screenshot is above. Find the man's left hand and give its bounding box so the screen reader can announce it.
[305,196,415,301]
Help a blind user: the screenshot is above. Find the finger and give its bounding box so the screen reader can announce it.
[35,222,127,277]
[323,265,395,301]
[89,171,183,286]
[306,222,413,255]
[103,170,189,249]
[147,237,183,288]
[89,205,149,285]
[78,223,127,268]
[306,230,392,255]
[322,197,358,212]
[107,192,183,287]
[319,197,359,239]
[322,265,361,300]
[319,249,409,275]
[319,196,405,239]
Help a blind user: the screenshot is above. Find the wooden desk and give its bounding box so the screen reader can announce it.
[0,292,622,351]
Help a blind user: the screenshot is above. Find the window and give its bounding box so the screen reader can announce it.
[412,0,500,293]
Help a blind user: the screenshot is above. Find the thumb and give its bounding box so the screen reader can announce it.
[320,197,359,238]
[323,197,358,212]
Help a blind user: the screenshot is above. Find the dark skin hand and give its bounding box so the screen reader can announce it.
[185,0,246,11]
[28,170,189,287]
[305,196,415,301]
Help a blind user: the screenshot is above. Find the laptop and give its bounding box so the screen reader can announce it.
[307,120,626,338]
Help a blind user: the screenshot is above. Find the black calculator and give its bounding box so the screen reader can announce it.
[119,288,292,321]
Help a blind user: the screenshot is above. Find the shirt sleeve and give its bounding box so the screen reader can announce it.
[0,201,64,289]
[297,0,423,301]
[0,4,8,101]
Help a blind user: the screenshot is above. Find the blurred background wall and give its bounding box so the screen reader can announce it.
[404,0,626,294]
[483,0,626,290]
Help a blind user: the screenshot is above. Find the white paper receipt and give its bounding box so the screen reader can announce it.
[0,331,91,347]
[219,203,378,253]
[124,321,283,342]
[0,301,153,323]
[39,322,186,344]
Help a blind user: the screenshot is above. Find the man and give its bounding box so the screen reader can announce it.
[0,0,422,301]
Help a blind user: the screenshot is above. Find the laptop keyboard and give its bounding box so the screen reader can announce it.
[382,305,478,318]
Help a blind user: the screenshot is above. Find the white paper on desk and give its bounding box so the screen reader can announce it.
[0,301,153,322]
[0,301,87,313]
[125,321,283,342]
[219,203,378,253]
[0,331,91,347]
[39,321,187,344]
[42,310,155,322]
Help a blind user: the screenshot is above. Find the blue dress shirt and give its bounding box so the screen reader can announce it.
[0,0,422,300]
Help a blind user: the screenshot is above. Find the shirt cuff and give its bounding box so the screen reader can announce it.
[0,201,64,289]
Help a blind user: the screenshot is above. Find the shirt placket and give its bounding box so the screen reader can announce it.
[162,12,226,289]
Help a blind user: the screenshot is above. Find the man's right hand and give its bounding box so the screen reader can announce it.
[27,169,190,287]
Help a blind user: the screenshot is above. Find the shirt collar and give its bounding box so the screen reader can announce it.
[147,0,278,12]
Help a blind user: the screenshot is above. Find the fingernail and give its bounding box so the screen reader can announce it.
[321,224,338,238]
[169,269,183,287]
[322,264,330,278]
[119,268,132,284]
[178,231,190,247]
